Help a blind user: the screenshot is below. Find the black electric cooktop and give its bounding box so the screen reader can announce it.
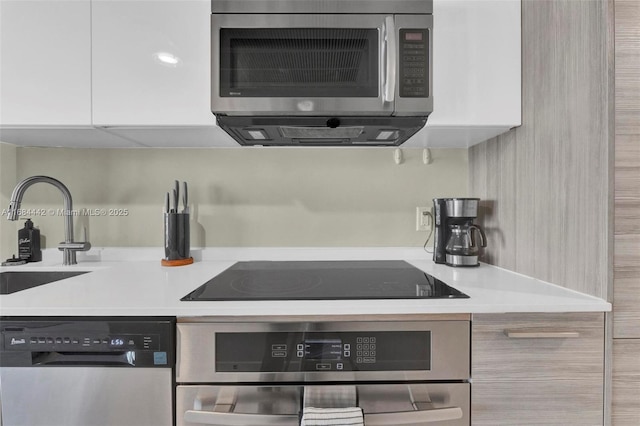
[181,260,469,301]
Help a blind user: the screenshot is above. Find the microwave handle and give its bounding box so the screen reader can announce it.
[383,15,397,103]
[183,406,462,425]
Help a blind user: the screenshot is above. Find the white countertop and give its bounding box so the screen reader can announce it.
[0,248,611,317]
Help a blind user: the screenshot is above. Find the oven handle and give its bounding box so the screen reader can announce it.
[382,15,397,103]
[184,410,297,426]
[366,406,463,425]
[183,406,463,425]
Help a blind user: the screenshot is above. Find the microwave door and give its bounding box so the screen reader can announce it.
[211,14,394,116]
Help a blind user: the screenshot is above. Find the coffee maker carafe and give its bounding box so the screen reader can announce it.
[433,198,487,267]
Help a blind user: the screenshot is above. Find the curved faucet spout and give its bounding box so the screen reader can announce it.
[7,175,88,265]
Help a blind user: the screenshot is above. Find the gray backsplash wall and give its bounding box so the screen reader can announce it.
[0,144,468,257]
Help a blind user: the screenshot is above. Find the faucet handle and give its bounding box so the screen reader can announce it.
[58,241,91,251]
[58,227,91,253]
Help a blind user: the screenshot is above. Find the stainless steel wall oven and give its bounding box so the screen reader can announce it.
[176,318,470,425]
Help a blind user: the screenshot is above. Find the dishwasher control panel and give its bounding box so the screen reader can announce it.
[3,333,159,351]
[0,317,175,367]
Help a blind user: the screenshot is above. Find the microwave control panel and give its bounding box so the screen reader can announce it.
[215,330,431,373]
[399,29,430,98]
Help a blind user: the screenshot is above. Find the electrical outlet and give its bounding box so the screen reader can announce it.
[416,206,432,231]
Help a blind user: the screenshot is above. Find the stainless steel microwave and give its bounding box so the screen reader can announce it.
[211,0,433,146]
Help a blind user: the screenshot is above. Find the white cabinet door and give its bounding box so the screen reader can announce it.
[92,0,216,126]
[405,0,521,148]
[0,0,92,126]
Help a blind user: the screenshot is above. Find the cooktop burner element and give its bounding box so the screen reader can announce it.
[181,260,469,301]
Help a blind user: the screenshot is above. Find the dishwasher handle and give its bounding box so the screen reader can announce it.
[31,351,136,366]
[183,406,463,425]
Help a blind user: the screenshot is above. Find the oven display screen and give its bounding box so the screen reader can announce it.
[305,339,342,360]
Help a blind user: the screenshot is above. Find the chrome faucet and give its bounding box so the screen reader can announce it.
[7,176,91,265]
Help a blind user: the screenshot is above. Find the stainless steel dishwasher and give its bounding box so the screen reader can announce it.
[0,317,174,426]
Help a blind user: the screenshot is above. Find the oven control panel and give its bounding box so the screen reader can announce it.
[215,331,431,373]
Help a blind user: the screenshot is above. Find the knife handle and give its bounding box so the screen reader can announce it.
[182,181,188,213]
[174,180,180,209]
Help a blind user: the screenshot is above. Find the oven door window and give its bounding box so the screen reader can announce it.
[220,28,379,97]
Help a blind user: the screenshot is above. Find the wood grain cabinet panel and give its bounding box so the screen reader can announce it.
[472,379,604,426]
[615,0,640,135]
[472,313,605,425]
[469,0,611,300]
[612,340,640,425]
[614,0,640,422]
[614,232,640,338]
[613,1,640,338]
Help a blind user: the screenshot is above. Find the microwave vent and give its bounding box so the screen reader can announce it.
[216,116,428,146]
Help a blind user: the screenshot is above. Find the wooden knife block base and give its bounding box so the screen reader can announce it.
[161,257,194,267]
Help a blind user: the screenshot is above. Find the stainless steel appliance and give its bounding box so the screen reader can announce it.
[0,317,174,426]
[177,261,470,425]
[211,0,433,146]
[433,198,487,267]
[176,319,470,426]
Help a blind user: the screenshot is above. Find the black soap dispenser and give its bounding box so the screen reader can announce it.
[18,219,42,262]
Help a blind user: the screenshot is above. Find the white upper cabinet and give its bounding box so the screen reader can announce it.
[0,0,142,146]
[404,0,522,148]
[91,0,216,126]
[0,0,92,126]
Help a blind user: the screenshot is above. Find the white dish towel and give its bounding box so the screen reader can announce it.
[300,407,364,426]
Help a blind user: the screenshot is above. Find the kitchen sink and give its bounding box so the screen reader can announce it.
[0,271,90,295]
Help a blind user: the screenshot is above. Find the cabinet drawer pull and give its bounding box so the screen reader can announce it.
[503,330,580,339]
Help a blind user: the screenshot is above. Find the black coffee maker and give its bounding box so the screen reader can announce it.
[433,198,487,267]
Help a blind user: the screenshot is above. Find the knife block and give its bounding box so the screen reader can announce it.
[162,212,193,266]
